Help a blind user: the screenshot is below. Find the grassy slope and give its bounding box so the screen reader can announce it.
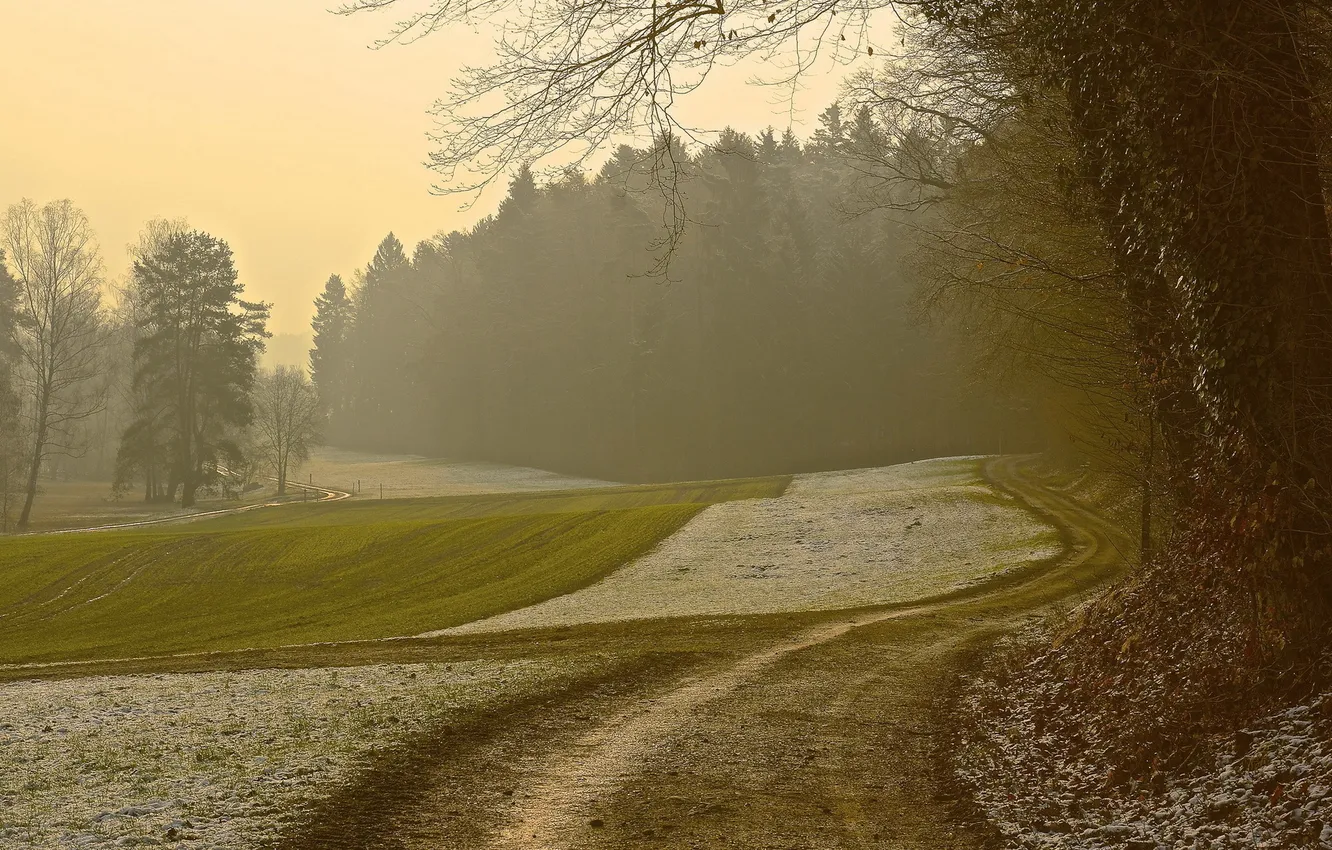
[196,476,791,529]
[0,477,789,664]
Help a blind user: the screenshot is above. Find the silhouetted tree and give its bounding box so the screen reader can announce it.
[127,230,269,507]
[252,365,321,495]
[113,219,191,502]
[0,249,22,530]
[309,273,352,425]
[1,199,106,529]
[810,103,847,152]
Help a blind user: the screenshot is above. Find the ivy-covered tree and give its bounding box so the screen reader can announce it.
[890,0,1332,764]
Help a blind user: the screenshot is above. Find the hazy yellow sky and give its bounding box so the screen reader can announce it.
[2,2,868,334]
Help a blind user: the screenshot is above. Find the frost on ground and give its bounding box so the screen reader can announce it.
[0,658,604,849]
[301,446,615,499]
[959,639,1332,849]
[442,457,1060,635]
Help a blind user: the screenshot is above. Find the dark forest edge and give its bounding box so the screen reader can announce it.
[307,109,1036,484]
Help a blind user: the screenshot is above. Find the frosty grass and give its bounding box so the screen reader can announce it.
[0,659,597,848]
[442,457,1061,634]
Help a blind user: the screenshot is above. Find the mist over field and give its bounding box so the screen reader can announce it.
[4,2,1332,849]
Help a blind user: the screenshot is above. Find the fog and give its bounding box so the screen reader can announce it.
[0,2,855,337]
[5,2,1332,849]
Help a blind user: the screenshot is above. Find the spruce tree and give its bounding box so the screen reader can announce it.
[345,234,410,444]
[848,105,882,157]
[126,230,269,507]
[810,103,845,152]
[758,127,779,163]
[778,128,803,163]
[309,274,352,424]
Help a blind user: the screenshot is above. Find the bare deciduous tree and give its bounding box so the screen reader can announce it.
[252,365,321,496]
[0,248,23,532]
[339,0,889,195]
[338,0,902,270]
[1,199,106,530]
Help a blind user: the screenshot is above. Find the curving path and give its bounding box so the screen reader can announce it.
[26,479,349,536]
[285,455,1128,849]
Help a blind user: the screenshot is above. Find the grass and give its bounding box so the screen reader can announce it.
[0,477,788,664]
[7,478,279,533]
[195,476,791,529]
[0,506,699,664]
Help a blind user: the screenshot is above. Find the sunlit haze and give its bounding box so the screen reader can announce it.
[1,1,864,335]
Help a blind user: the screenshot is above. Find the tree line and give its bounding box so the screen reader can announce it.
[308,107,1030,483]
[0,202,320,530]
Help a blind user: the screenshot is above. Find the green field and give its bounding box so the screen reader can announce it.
[196,476,792,529]
[0,476,789,665]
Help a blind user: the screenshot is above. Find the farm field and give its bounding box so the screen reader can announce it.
[198,474,792,530]
[0,472,790,665]
[5,478,284,534]
[0,656,627,849]
[4,448,630,535]
[0,456,1122,850]
[0,497,775,667]
[442,457,1059,634]
[298,446,617,499]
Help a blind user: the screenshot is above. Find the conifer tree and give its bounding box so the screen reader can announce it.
[810,103,845,151]
[126,230,269,507]
[309,274,352,423]
[778,128,803,163]
[758,127,779,163]
[848,105,883,157]
[345,234,410,442]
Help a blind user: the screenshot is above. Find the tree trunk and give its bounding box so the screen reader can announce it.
[16,447,40,530]
[277,437,287,496]
[179,451,197,508]
[16,397,50,531]
[1140,417,1153,564]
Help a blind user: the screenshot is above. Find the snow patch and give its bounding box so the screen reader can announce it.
[440,457,1059,634]
[0,659,595,848]
[960,652,1332,848]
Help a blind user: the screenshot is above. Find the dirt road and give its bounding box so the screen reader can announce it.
[282,457,1124,850]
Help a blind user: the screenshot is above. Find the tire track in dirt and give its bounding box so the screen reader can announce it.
[378,455,1123,849]
[490,610,924,849]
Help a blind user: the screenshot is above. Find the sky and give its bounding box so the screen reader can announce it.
[1,2,873,335]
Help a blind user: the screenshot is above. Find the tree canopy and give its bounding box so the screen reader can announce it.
[310,121,1027,480]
